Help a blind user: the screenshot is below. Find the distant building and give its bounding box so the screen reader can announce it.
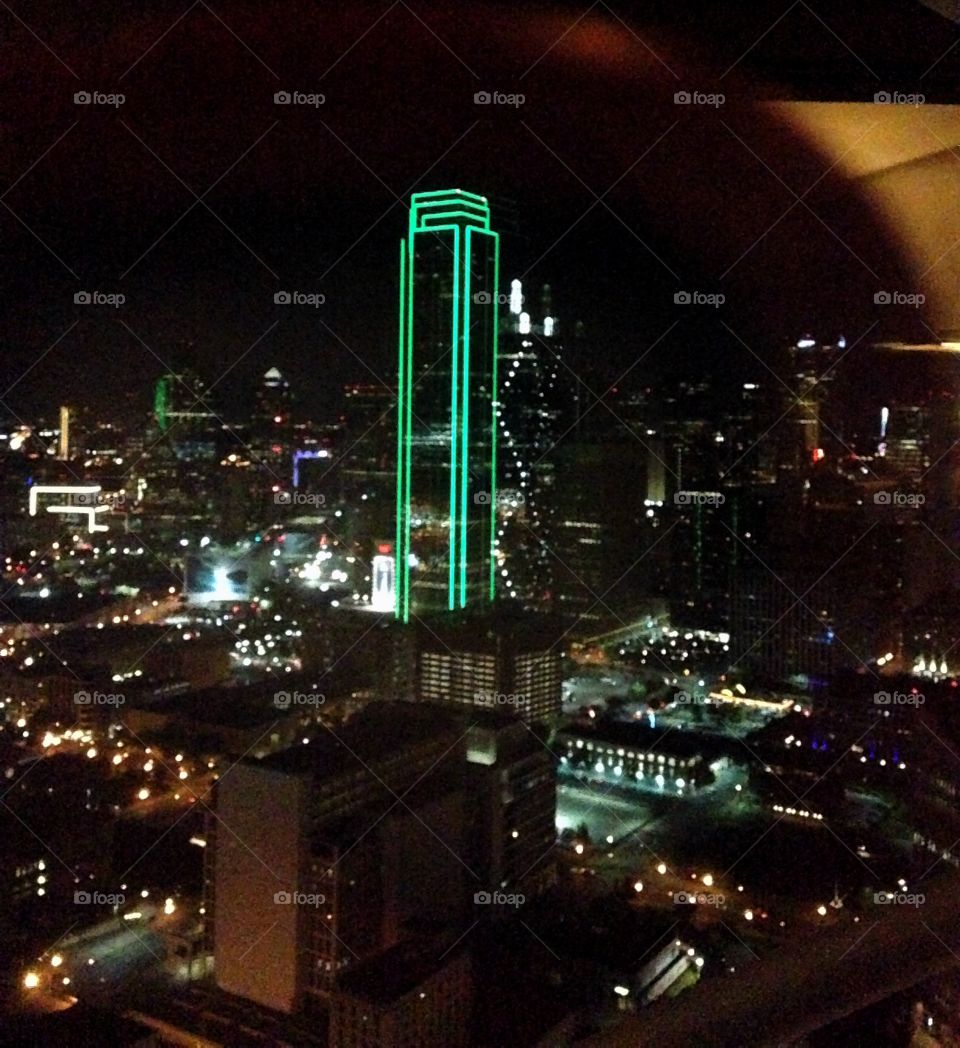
[412,609,563,725]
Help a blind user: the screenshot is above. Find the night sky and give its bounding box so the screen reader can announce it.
[1,1,956,422]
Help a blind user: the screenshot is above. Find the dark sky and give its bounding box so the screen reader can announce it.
[1,1,956,423]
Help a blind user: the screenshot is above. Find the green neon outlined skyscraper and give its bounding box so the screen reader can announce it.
[396,190,500,621]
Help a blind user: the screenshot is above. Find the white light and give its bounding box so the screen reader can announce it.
[509,279,523,315]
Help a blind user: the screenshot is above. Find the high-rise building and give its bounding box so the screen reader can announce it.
[396,190,499,621]
[411,609,563,726]
[250,366,295,473]
[205,701,556,1018]
[207,704,467,1013]
[495,279,576,610]
[152,369,221,463]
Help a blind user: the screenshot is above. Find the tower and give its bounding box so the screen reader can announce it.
[396,190,500,620]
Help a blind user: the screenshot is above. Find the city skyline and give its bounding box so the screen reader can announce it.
[7,3,960,1046]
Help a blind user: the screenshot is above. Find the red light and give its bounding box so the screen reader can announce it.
[377,543,392,554]
[812,448,825,463]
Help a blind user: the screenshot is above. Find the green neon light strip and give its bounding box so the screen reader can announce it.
[396,241,406,620]
[411,188,488,202]
[404,238,414,622]
[489,231,500,601]
[154,376,169,432]
[449,225,461,610]
[461,226,471,607]
[417,209,490,232]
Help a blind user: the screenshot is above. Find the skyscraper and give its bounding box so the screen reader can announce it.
[396,190,499,621]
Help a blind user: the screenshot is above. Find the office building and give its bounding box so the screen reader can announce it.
[396,189,499,620]
[413,609,563,725]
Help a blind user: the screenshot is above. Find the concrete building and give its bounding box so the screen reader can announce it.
[330,938,472,1048]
